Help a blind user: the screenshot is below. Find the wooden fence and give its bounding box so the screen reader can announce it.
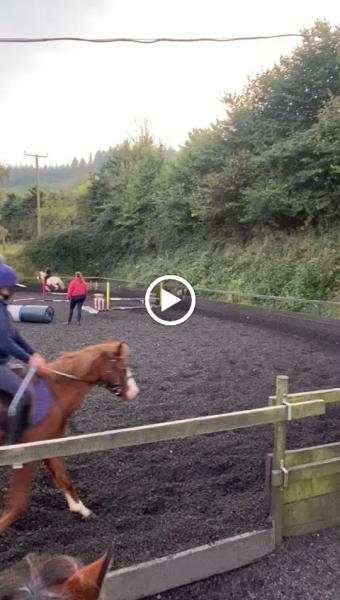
[0,376,330,600]
[267,381,340,538]
[195,286,340,317]
[0,391,324,469]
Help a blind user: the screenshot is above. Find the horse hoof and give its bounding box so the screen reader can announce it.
[84,511,97,521]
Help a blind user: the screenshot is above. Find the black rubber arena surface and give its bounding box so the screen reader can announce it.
[1,296,340,599]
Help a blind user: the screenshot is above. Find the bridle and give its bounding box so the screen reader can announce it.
[43,358,133,399]
[102,359,134,398]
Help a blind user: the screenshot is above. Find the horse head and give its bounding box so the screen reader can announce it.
[0,546,113,600]
[52,340,139,402]
[96,340,139,401]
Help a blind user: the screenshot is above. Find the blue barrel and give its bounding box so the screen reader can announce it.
[8,305,55,323]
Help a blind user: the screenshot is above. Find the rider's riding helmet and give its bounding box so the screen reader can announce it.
[0,263,26,289]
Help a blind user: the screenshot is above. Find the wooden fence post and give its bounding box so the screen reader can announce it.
[272,375,288,545]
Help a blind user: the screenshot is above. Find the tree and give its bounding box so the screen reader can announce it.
[220,21,340,149]
[0,165,9,184]
[0,225,9,244]
[27,19,340,271]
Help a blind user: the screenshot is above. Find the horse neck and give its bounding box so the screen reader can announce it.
[44,358,94,417]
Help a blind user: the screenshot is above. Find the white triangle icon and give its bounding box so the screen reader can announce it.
[160,288,182,312]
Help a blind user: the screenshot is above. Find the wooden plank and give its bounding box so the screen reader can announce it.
[270,388,340,405]
[283,490,340,531]
[0,400,325,466]
[284,514,340,537]
[267,442,340,469]
[288,399,324,420]
[287,456,340,483]
[285,443,340,467]
[104,529,274,600]
[284,473,340,504]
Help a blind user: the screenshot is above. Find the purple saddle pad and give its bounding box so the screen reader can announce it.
[0,377,53,437]
[30,378,53,428]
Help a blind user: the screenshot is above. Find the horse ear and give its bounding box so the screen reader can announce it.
[116,341,128,359]
[55,546,113,600]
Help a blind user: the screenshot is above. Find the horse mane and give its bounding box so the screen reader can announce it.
[0,549,112,600]
[47,341,125,381]
[0,553,80,600]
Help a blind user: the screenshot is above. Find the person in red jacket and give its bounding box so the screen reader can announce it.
[66,272,87,325]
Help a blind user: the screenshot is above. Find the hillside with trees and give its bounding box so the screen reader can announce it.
[4,151,110,191]
[2,21,340,300]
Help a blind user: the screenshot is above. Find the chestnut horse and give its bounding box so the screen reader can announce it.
[0,545,113,600]
[0,340,139,534]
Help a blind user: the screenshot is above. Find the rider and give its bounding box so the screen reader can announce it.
[0,262,46,444]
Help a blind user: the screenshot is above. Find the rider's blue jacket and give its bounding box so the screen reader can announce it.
[0,299,34,364]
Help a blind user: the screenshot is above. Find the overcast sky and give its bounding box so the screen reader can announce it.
[0,0,339,166]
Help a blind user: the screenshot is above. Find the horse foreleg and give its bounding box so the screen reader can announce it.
[0,462,36,534]
[44,457,91,519]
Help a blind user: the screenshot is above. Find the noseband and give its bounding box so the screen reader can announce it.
[104,359,133,397]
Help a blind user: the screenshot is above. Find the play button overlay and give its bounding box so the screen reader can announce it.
[161,288,181,312]
[145,275,196,326]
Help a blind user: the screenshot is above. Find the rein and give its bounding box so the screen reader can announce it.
[44,367,89,383]
[42,363,134,396]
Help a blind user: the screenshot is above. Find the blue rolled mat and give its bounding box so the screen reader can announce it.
[17,305,55,323]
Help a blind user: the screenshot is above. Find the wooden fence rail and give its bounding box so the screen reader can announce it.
[0,399,325,467]
[269,387,340,405]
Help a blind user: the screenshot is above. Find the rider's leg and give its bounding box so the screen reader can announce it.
[0,365,33,445]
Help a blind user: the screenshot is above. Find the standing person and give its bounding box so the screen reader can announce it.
[44,268,52,287]
[66,272,87,325]
[41,268,51,289]
[40,268,51,292]
[0,261,46,444]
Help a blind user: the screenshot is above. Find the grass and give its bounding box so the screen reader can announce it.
[0,243,37,278]
[104,229,340,305]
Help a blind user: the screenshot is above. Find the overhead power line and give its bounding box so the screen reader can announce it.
[0,33,339,44]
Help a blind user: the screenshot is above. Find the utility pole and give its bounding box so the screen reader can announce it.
[24,151,48,237]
